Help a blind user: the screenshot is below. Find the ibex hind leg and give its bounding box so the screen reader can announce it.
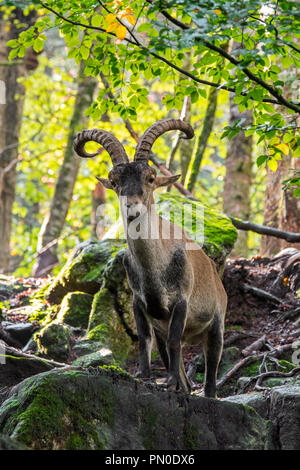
[203,315,224,398]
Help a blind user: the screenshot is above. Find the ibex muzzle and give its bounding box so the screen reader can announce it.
[74,119,227,397]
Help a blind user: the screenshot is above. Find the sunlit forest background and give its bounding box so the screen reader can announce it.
[0,0,299,279]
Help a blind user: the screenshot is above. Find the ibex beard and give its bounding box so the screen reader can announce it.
[74,119,227,397]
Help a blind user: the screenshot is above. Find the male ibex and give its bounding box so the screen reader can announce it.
[74,119,227,397]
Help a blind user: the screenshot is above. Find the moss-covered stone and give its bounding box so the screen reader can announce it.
[0,368,268,450]
[87,288,134,365]
[57,292,93,329]
[156,194,237,272]
[72,348,114,368]
[72,338,104,357]
[34,321,71,362]
[45,239,126,304]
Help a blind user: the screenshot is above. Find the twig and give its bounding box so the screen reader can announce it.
[224,331,259,347]
[228,216,300,243]
[241,334,266,357]
[242,283,284,304]
[243,366,300,391]
[216,354,263,389]
[273,307,300,323]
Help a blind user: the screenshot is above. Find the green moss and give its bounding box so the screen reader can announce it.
[87,288,133,365]
[86,323,109,342]
[140,409,159,450]
[0,369,116,450]
[155,194,237,263]
[195,373,204,383]
[34,321,71,361]
[183,424,199,450]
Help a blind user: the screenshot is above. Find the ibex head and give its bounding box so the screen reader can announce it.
[74,119,194,221]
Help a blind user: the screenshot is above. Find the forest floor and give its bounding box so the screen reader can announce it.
[1,248,300,398]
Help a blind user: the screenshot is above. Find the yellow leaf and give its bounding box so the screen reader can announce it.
[275,143,289,155]
[106,21,118,32]
[106,13,116,24]
[116,24,127,40]
[267,158,278,172]
[125,13,135,26]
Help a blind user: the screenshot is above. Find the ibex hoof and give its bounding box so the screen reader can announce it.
[134,369,151,379]
[166,374,191,394]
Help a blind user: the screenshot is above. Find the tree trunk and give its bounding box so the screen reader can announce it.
[0,9,37,274]
[261,62,300,256]
[32,61,97,277]
[184,86,218,193]
[261,157,300,256]
[223,95,253,258]
[91,181,106,239]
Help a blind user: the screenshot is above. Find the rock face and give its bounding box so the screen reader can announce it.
[0,368,266,450]
[223,382,300,450]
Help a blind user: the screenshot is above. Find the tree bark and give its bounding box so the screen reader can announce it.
[261,61,300,256]
[91,181,106,239]
[0,9,37,273]
[184,86,218,193]
[223,95,253,258]
[32,61,97,277]
[261,158,300,256]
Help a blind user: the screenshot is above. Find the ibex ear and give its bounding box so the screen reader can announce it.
[96,176,113,189]
[155,175,181,188]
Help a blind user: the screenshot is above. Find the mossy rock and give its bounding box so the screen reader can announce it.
[26,284,58,324]
[45,239,126,304]
[34,321,71,362]
[72,338,104,357]
[0,368,267,450]
[57,292,93,329]
[72,348,114,368]
[156,194,237,272]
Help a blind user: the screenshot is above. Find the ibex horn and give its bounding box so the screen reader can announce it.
[134,119,194,163]
[74,129,129,166]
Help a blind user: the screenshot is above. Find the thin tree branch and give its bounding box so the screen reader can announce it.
[228,216,300,242]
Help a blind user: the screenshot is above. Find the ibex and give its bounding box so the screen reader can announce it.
[74,119,227,397]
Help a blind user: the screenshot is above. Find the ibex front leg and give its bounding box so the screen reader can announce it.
[133,298,152,378]
[167,299,191,393]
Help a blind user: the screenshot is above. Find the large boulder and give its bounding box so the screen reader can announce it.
[45,239,126,305]
[0,368,267,450]
[34,322,71,362]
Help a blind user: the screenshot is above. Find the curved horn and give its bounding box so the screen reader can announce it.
[74,128,129,166]
[134,119,194,163]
